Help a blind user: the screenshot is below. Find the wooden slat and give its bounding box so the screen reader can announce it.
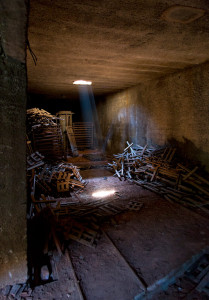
[73,122,94,149]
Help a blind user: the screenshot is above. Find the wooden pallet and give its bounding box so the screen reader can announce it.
[63,219,101,248]
[110,142,209,215]
[33,125,65,160]
[73,122,94,149]
[185,253,209,296]
[27,152,45,170]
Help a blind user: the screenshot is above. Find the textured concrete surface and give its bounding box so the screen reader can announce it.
[27,0,209,98]
[97,61,209,171]
[0,0,28,287]
[28,168,209,300]
[0,0,27,62]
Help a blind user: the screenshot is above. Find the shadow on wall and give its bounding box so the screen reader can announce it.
[102,120,141,153]
[168,137,209,172]
[101,106,147,153]
[98,100,209,172]
[102,127,209,173]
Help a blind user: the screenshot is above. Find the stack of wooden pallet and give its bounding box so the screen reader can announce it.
[27,108,58,129]
[27,108,65,161]
[109,142,209,214]
[32,125,65,160]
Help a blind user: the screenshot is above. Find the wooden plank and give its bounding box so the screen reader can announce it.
[66,126,79,156]
[196,268,209,293]
[183,166,199,181]
[178,164,209,187]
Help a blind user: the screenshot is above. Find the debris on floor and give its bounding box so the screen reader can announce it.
[3,160,209,299]
[136,249,209,300]
[28,161,86,216]
[27,151,45,171]
[23,131,209,299]
[58,217,102,248]
[109,141,209,215]
[0,283,32,300]
[26,150,90,286]
[185,252,209,296]
[26,145,144,289]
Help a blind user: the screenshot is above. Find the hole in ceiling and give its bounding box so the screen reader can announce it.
[161,5,205,24]
[73,80,92,85]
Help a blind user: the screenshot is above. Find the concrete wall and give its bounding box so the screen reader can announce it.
[0,0,28,287]
[97,61,209,171]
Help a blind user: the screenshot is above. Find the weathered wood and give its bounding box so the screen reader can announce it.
[66,126,79,156]
[178,164,209,186]
[183,166,198,181]
[110,142,209,213]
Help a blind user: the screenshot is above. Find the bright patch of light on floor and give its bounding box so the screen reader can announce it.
[92,190,115,198]
[73,80,92,85]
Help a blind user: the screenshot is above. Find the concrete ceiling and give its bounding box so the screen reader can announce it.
[27,0,209,99]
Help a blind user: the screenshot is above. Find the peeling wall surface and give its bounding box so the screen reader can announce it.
[97,61,209,171]
[0,0,28,287]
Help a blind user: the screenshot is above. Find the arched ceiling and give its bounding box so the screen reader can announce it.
[27,0,209,99]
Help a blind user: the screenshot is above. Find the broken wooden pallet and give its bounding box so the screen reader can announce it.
[0,283,32,300]
[60,218,101,248]
[27,152,45,171]
[110,142,209,214]
[185,253,209,296]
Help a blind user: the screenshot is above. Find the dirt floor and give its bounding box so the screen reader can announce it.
[2,152,209,300]
[30,163,209,300]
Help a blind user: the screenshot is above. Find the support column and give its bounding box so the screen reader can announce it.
[0,0,28,287]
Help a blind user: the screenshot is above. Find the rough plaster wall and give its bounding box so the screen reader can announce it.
[97,61,209,170]
[0,0,28,287]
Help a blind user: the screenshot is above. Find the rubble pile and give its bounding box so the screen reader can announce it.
[28,160,86,214]
[109,141,209,215]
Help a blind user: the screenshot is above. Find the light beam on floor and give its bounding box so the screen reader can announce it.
[92,190,115,198]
